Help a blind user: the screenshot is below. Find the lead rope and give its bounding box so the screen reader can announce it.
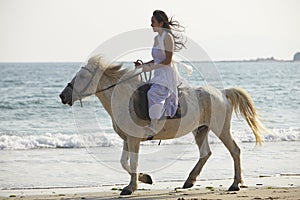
[136,60,144,81]
[136,59,160,145]
[136,59,153,83]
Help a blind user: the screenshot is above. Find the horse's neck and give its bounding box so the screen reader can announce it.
[96,77,115,115]
[96,72,141,117]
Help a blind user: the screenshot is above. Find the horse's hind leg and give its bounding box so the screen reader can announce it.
[183,125,211,189]
[218,128,242,191]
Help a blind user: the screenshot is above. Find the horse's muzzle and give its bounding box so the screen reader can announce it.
[59,93,73,106]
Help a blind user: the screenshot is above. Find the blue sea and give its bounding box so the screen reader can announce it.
[0,61,299,190]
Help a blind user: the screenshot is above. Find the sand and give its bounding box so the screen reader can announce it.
[1,176,299,200]
[1,187,299,200]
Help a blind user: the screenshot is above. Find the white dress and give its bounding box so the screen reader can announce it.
[148,31,179,119]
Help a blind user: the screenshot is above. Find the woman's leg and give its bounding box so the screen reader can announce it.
[146,84,169,135]
[148,85,169,119]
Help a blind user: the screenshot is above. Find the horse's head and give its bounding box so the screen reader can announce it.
[59,55,104,106]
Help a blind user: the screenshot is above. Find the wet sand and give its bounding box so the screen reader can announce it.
[1,176,299,200]
[1,187,299,200]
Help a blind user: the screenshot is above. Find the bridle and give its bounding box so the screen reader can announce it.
[66,62,146,107]
[66,65,99,105]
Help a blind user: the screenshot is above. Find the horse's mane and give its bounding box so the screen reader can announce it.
[88,54,129,80]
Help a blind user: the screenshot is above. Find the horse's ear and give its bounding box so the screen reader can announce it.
[87,54,103,67]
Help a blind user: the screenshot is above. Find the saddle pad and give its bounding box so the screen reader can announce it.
[130,83,187,121]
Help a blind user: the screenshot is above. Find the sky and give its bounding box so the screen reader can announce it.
[0,0,299,62]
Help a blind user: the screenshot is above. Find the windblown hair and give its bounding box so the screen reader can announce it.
[153,10,186,51]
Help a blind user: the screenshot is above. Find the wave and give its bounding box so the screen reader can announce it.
[232,127,300,143]
[0,133,84,150]
[0,132,127,150]
[0,128,299,150]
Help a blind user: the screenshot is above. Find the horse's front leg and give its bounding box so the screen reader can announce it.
[120,136,141,195]
[121,140,153,185]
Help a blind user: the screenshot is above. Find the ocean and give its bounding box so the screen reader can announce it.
[0,61,299,190]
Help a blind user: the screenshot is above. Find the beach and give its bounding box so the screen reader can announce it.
[1,176,299,199]
[1,0,299,198]
[0,62,299,199]
[1,143,299,199]
[1,142,299,199]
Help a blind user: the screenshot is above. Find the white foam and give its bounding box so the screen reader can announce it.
[0,133,84,150]
[231,127,300,143]
[0,127,299,150]
[263,127,300,142]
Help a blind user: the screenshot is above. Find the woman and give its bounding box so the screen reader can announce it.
[135,10,186,136]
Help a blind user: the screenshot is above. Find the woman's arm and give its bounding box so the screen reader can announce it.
[142,33,174,72]
[161,33,174,65]
[134,60,154,68]
[145,60,154,65]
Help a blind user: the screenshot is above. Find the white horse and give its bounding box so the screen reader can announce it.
[59,55,267,195]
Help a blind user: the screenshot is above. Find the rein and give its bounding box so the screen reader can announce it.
[67,62,161,145]
[67,66,145,107]
[95,71,144,94]
[95,59,152,93]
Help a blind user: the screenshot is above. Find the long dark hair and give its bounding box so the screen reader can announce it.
[153,10,186,51]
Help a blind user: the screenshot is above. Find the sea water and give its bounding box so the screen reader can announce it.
[0,61,299,189]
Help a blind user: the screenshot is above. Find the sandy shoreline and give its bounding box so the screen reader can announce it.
[1,187,299,200]
[1,176,299,200]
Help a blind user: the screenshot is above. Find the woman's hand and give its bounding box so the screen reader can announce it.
[134,60,143,69]
[142,65,152,72]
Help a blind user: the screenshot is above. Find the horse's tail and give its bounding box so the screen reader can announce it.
[224,88,267,144]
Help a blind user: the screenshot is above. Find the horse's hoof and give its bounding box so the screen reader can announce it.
[140,174,153,185]
[143,173,153,184]
[228,185,240,191]
[182,181,193,189]
[120,188,132,195]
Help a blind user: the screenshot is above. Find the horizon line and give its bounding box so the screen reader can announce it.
[0,58,296,63]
